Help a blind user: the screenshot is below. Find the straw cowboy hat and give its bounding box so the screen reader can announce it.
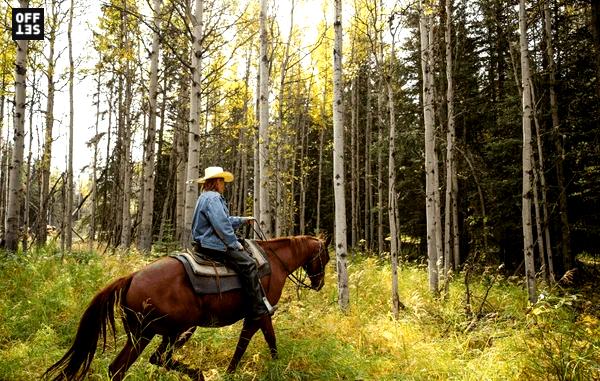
[197,166,234,183]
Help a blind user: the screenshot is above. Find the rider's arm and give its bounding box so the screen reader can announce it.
[205,198,244,250]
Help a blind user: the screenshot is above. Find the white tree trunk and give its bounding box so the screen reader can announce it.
[529,82,551,281]
[0,76,5,234]
[333,0,349,311]
[5,0,29,251]
[258,0,272,238]
[39,0,61,247]
[253,68,260,238]
[350,77,357,249]
[66,0,74,251]
[23,66,36,253]
[184,0,204,248]
[176,121,187,244]
[365,79,373,249]
[543,1,559,282]
[139,0,162,252]
[444,0,459,278]
[377,86,385,254]
[120,9,133,248]
[420,1,439,294]
[315,128,324,233]
[519,0,537,303]
[387,78,401,317]
[90,58,101,252]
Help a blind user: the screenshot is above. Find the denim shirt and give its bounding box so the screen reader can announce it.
[191,191,246,252]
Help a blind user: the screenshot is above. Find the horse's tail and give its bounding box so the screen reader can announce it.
[42,274,134,381]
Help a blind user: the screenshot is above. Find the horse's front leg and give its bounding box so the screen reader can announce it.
[150,329,203,381]
[260,315,278,359]
[227,318,262,373]
[149,327,196,366]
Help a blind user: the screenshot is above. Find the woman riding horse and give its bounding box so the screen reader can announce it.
[191,166,274,320]
[42,168,330,381]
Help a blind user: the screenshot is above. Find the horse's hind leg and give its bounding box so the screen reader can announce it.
[108,334,153,381]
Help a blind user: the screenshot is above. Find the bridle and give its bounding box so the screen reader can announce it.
[248,225,327,290]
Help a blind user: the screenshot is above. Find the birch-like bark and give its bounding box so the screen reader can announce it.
[38,0,60,247]
[253,69,260,238]
[237,48,253,217]
[103,78,114,244]
[258,0,272,238]
[333,0,349,311]
[183,0,204,248]
[387,78,401,317]
[139,0,162,252]
[444,0,459,275]
[365,78,373,250]
[5,0,29,251]
[24,69,36,253]
[90,58,101,251]
[529,82,550,281]
[377,86,384,254]
[120,7,133,248]
[0,66,5,234]
[350,77,357,249]
[176,115,187,243]
[519,0,537,303]
[420,1,439,294]
[274,0,294,237]
[66,0,74,251]
[316,80,326,234]
[543,1,563,279]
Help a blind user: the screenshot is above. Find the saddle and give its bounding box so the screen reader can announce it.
[170,239,271,295]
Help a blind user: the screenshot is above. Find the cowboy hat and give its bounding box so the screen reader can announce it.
[197,166,234,183]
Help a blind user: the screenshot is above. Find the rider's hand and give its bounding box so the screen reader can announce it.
[245,217,256,225]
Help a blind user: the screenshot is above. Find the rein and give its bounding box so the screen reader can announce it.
[248,225,325,290]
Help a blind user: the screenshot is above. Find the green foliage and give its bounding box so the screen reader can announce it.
[1,247,598,380]
[524,293,600,380]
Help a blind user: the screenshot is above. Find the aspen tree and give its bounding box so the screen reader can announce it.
[420,0,439,294]
[387,48,401,318]
[183,0,204,248]
[333,0,349,311]
[519,0,537,303]
[38,0,66,247]
[258,0,272,238]
[543,1,563,280]
[66,0,74,251]
[139,0,162,252]
[444,0,459,278]
[5,0,29,251]
[89,58,102,250]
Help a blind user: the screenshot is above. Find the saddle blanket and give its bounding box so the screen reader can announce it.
[170,240,271,294]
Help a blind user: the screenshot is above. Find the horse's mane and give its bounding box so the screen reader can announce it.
[261,235,318,256]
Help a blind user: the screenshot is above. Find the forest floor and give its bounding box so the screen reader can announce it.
[0,243,598,380]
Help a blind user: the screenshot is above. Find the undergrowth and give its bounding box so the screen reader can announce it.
[0,245,598,380]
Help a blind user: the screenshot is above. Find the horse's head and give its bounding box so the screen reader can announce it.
[301,237,330,291]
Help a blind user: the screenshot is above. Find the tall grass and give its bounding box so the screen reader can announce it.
[0,246,598,380]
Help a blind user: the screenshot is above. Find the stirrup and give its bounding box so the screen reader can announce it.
[263,297,277,315]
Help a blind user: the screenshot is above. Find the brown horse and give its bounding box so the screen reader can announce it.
[42,235,329,381]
